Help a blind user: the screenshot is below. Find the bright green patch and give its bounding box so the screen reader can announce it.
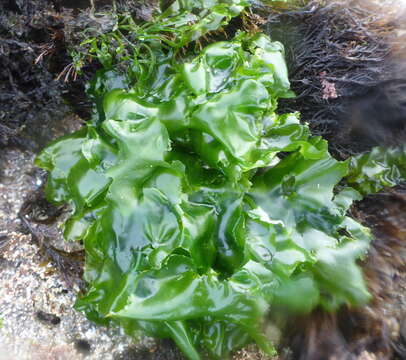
[347,145,406,195]
[36,1,406,359]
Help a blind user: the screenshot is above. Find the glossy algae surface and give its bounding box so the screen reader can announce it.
[35,1,406,359]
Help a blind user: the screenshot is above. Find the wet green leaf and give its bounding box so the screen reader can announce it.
[346,145,406,195]
[36,1,406,359]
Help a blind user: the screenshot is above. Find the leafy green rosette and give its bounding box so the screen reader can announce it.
[35,1,406,359]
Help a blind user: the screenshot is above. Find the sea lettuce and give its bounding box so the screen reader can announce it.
[35,1,406,359]
[346,145,406,195]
